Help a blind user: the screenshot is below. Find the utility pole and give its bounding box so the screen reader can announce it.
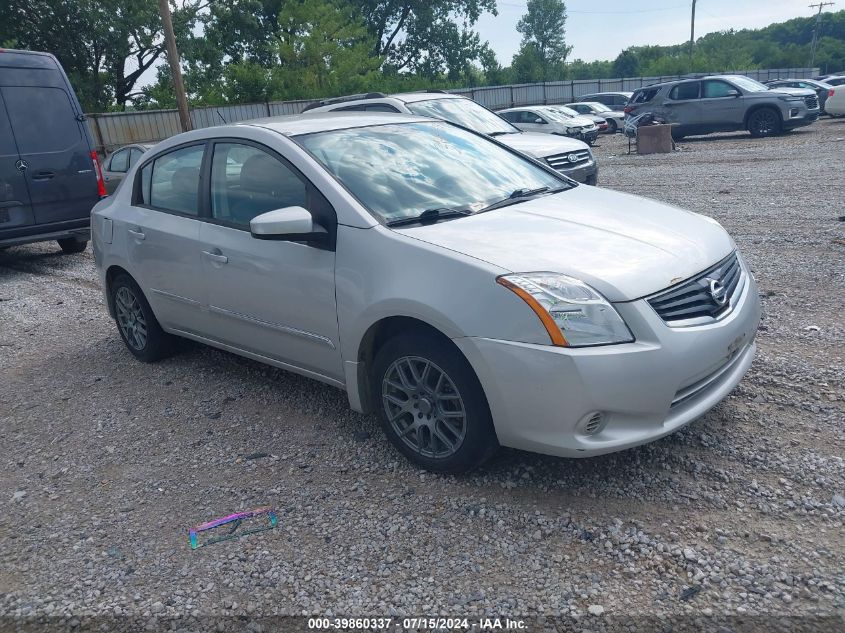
[158,0,192,132]
[689,0,697,71]
[808,2,835,69]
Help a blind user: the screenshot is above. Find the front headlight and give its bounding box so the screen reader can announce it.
[497,273,634,347]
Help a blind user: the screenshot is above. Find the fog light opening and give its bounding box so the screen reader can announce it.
[579,411,606,436]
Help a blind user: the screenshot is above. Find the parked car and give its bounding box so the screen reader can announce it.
[764,78,834,113]
[824,86,845,116]
[497,106,600,144]
[0,49,105,253]
[565,101,625,133]
[549,105,608,135]
[304,92,597,184]
[824,76,845,87]
[92,112,760,473]
[103,144,152,194]
[575,92,633,108]
[625,75,820,139]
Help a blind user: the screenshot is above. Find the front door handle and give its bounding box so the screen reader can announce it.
[128,228,146,240]
[202,249,228,264]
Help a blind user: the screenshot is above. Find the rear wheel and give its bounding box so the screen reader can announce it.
[57,238,87,254]
[371,332,498,473]
[606,119,618,134]
[110,273,175,362]
[747,108,781,137]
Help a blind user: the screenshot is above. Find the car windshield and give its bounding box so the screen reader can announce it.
[297,121,568,224]
[552,106,580,118]
[728,76,769,92]
[589,103,612,112]
[405,97,519,136]
[538,108,571,122]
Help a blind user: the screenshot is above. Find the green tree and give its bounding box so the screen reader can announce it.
[515,0,572,81]
[270,0,383,99]
[612,49,640,78]
[0,0,202,111]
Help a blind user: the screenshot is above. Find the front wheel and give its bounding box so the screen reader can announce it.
[606,119,618,134]
[747,108,781,137]
[57,238,87,254]
[371,332,498,473]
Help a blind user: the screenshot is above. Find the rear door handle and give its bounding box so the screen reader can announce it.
[32,171,56,181]
[202,249,228,264]
[128,228,146,240]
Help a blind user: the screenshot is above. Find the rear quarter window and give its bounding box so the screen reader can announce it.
[631,88,660,104]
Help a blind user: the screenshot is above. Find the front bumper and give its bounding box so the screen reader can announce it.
[783,108,820,129]
[455,262,760,458]
[555,160,598,185]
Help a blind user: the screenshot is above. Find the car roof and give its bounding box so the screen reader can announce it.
[389,91,465,103]
[240,112,430,136]
[581,91,632,96]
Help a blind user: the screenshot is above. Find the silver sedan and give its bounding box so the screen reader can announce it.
[92,113,760,473]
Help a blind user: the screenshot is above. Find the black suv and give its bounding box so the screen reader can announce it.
[0,49,105,253]
[625,75,820,139]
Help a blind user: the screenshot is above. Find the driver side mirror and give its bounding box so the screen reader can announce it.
[534,118,546,124]
[726,89,740,97]
[250,206,328,244]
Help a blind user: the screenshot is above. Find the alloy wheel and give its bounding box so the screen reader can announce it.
[115,286,148,350]
[381,356,467,459]
[751,110,778,136]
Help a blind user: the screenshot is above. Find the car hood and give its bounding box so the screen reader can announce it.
[767,87,816,97]
[496,131,589,158]
[394,186,734,302]
[559,115,597,127]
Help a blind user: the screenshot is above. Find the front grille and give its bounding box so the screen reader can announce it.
[546,150,591,170]
[648,253,744,326]
[804,95,819,110]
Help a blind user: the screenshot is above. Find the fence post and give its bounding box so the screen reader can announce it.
[265,101,271,117]
[510,85,514,108]
[543,82,547,104]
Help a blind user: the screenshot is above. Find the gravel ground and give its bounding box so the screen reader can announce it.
[1,118,844,633]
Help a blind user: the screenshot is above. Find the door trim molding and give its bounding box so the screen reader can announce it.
[208,304,336,349]
[150,288,200,306]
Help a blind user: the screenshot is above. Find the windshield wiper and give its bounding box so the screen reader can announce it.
[476,186,570,214]
[386,207,473,227]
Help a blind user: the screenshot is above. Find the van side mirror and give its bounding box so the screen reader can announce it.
[250,206,327,244]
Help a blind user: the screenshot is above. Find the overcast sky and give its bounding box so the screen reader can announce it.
[477,0,825,65]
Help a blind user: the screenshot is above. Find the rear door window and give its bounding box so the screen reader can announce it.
[1,86,81,154]
[669,82,700,101]
[139,145,205,215]
[365,103,400,112]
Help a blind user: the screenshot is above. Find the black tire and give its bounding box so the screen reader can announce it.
[109,273,175,362]
[747,107,781,138]
[371,331,498,474]
[607,119,618,134]
[57,238,87,254]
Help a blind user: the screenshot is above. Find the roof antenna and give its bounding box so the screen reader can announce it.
[216,109,227,124]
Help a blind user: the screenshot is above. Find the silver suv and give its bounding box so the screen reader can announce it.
[625,75,820,139]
